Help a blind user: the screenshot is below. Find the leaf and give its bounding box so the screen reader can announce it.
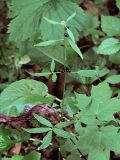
[51,73,57,82]
[109,52,120,64]
[76,82,120,125]
[0,79,49,116]
[66,12,76,22]
[91,82,112,101]
[40,131,52,149]
[75,93,91,110]
[40,0,85,41]
[77,68,109,77]
[8,0,50,42]
[68,39,83,59]
[8,0,85,42]
[76,126,120,160]
[66,28,75,42]
[25,151,41,160]
[23,127,52,133]
[55,121,73,129]
[116,0,120,10]
[67,154,81,160]
[34,114,53,127]
[44,17,60,25]
[97,38,120,55]
[53,128,74,138]
[101,15,120,36]
[82,13,99,36]
[12,155,24,160]
[19,55,31,65]
[0,129,15,152]
[34,39,63,47]
[50,59,55,72]
[27,71,52,77]
[105,75,120,84]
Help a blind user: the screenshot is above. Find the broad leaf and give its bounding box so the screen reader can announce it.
[8,0,50,42]
[76,126,120,160]
[0,79,51,116]
[76,82,120,125]
[97,38,120,55]
[25,151,41,160]
[0,129,16,152]
[101,15,120,36]
[8,0,85,42]
[116,0,120,10]
[105,75,120,84]
[12,155,24,160]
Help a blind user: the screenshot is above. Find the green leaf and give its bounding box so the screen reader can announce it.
[12,155,24,160]
[83,13,99,36]
[75,93,91,110]
[0,79,50,116]
[105,75,120,84]
[44,17,60,25]
[66,12,76,22]
[53,128,74,138]
[76,68,109,77]
[40,131,52,149]
[40,0,85,41]
[50,59,55,72]
[23,127,52,133]
[55,121,73,129]
[97,38,120,55]
[8,0,50,42]
[27,71,52,77]
[0,129,15,152]
[19,55,31,65]
[25,151,41,160]
[76,82,120,125]
[34,114,53,127]
[67,154,81,160]
[66,28,75,42]
[76,126,120,160]
[116,0,120,10]
[51,73,57,82]
[91,82,112,101]
[101,15,120,36]
[68,39,83,59]
[34,39,63,47]
[109,52,120,64]
[8,0,85,42]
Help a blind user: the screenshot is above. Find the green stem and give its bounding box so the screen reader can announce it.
[62,29,67,102]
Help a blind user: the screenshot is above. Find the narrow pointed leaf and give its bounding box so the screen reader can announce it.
[68,39,83,59]
[40,131,52,149]
[53,128,74,138]
[34,114,53,127]
[23,127,52,133]
[34,39,64,47]
[66,12,76,22]
[67,28,75,42]
[44,17,60,25]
